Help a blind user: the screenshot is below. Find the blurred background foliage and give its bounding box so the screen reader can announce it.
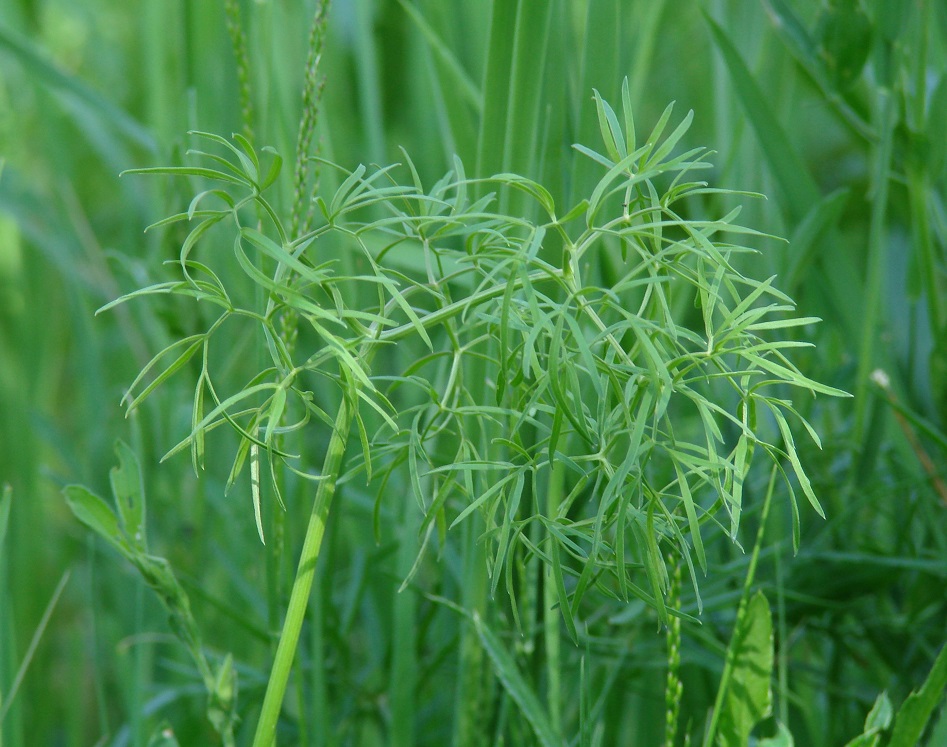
[0,0,946,744]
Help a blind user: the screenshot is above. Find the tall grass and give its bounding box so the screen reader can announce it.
[1,1,945,745]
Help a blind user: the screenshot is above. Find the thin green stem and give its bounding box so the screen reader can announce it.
[251,391,354,747]
[543,461,564,737]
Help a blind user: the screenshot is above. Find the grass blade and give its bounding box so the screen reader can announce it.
[473,611,563,747]
[703,11,819,222]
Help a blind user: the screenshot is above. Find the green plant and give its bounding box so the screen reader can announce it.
[4,1,947,744]
[85,78,846,742]
[64,443,237,745]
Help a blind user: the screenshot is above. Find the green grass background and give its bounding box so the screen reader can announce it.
[1,0,946,744]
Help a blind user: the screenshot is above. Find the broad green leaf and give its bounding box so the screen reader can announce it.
[927,701,947,747]
[63,485,129,557]
[716,591,774,747]
[865,692,894,731]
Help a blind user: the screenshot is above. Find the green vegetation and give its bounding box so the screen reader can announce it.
[1,1,946,745]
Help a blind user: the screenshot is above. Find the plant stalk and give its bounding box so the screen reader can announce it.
[252,392,353,747]
[852,62,897,442]
[543,461,565,737]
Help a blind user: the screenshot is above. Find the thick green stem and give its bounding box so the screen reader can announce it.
[252,393,353,747]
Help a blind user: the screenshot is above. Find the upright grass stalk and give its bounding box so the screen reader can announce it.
[852,85,897,442]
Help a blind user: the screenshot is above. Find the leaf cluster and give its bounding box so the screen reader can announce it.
[106,84,846,632]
